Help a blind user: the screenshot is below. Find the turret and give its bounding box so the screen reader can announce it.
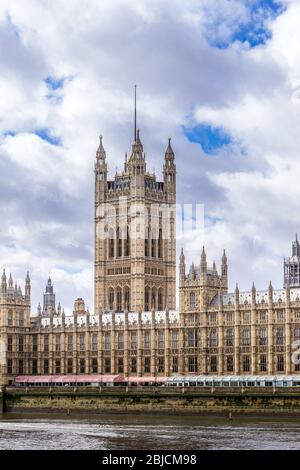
[163,138,176,201]
[251,282,256,306]
[1,269,7,296]
[95,135,107,181]
[25,271,31,300]
[268,280,273,306]
[221,249,228,292]
[200,246,207,284]
[179,248,185,285]
[235,283,239,306]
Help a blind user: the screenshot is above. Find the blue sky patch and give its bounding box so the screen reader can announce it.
[35,128,62,146]
[45,76,65,91]
[210,0,285,49]
[183,124,231,155]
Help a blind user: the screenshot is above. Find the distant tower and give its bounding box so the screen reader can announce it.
[284,235,300,287]
[43,277,56,313]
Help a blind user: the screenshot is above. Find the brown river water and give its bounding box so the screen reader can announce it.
[1,413,300,450]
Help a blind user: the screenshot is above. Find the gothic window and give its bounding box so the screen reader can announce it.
[125,227,130,256]
[55,334,61,352]
[158,288,163,310]
[276,327,284,345]
[131,332,137,350]
[79,333,85,351]
[144,357,151,373]
[242,328,251,346]
[109,288,114,310]
[19,311,24,327]
[145,287,150,311]
[109,229,115,258]
[125,286,130,311]
[151,288,157,310]
[131,357,137,373]
[92,333,98,351]
[118,357,124,373]
[92,358,98,373]
[104,333,111,351]
[8,310,13,327]
[209,329,217,348]
[171,330,179,349]
[227,356,233,372]
[80,359,85,374]
[67,334,73,352]
[157,357,164,373]
[187,329,197,348]
[260,355,267,372]
[188,356,197,373]
[117,227,122,257]
[243,356,250,372]
[18,360,23,374]
[226,328,234,347]
[158,229,163,258]
[277,355,284,372]
[116,288,122,311]
[8,335,13,352]
[18,336,24,352]
[118,333,124,350]
[172,357,178,373]
[259,328,267,345]
[294,328,300,341]
[144,331,151,349]
[157,330,165,349]
[189,292,196,310]
[44,359,49,375]
[210,356,217,372]
[151,231,157,258]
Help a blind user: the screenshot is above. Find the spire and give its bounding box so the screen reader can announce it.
[165,137,175,161]
[222,249,227,263]
[1,269,7,295]
[8,273,13,288]
[96,135,106,160]
[134,84,137,141]
[25,271,31,299]
[179,248,185,263]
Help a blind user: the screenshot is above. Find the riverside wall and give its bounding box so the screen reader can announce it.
[3,388,300,415]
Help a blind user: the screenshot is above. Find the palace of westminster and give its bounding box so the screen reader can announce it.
[1,124,300,385]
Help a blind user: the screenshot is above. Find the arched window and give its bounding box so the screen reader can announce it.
[151,232,156,258]
[209,329,217,347]
[189,292,195,310]
[117,227,122,257]
[8,310,13,327]
[125,286,130,311]
[158,288,163,310]
[294,328,300,341]
[158,229,163,258]
[109,288,114,310]
[109,229,115,258]
[145,287,150,311]
[19,311,24,327]
[151,288,157,310]
[125,227,130,256]
[116,288,122,311]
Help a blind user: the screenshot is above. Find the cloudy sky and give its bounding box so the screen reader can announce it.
[0,0,299,313]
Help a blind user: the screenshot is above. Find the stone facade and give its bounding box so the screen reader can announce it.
[1,133,300,386]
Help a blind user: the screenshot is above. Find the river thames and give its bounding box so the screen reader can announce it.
[1,414,300,450]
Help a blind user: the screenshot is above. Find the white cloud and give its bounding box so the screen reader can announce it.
[0,0,298,312]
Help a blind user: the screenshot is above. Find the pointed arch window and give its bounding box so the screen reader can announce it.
[158,288,163,310]
[158,228,163,258]
[151,288,157,310]
[145,287,150,311]
[125,227,130,256]
[116,288,122,311]
[189,292,196,310]
[109,288,114,310]
[125,286,130,311]
[109,229,115,258]
[117,227,122,257]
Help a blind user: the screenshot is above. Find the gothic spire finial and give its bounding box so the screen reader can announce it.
[96,134,106,160]
[134,84,137,141]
